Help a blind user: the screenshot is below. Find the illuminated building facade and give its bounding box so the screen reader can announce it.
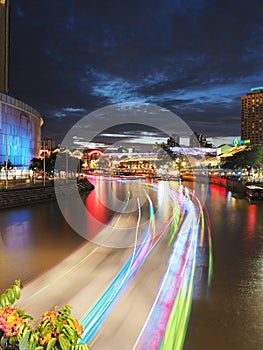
[0,92,43,166]
[241,87,263,145]
[0,0,43,167]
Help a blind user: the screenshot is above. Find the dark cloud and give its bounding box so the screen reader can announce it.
[8,0,263,143]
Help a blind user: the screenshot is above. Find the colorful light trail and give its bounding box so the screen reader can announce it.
[78,180,213,349]
[18,177,212,350]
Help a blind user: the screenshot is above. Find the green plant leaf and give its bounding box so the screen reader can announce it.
[0,334,7,348]
[7,287,15,304]
[18,329,31,350]
[46,337,57,350]
[58,334,70,350]
[16,309,34,320]
[0,293,9,307]
[0,282,91,350]
[41,330,51,338]
[54,320,63,332]
[28,342,38,350]
[39,318,51,330]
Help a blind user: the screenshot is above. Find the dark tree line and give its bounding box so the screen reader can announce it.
[30,152,84,175]
[222,146,263,170]
[30,153,57,175]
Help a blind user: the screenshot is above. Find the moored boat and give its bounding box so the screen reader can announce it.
[245,185,263,200]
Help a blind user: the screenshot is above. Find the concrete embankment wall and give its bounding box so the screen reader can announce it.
[0,180,94,210]
[209,176,246,194]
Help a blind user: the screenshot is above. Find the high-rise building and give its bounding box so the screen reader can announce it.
[0,0,9,94]
[241,87,263,145]
[0,0,43,167]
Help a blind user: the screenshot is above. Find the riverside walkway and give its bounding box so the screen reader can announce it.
[0,179,94,209]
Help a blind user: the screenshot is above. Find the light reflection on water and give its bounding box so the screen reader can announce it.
[0,180,263,349]
[0,202,84,293]
[184,181,263,350]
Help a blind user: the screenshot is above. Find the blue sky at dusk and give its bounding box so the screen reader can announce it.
[8,0,263,145]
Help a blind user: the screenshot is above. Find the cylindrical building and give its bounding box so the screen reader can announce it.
[0,92,43,166]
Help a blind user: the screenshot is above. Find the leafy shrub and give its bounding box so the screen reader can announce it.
[0,280,90,350]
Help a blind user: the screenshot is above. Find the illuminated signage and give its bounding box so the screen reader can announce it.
[232,138,250,146]
[251,87,263,91]
[87,150,103,157]
[232,138,239,147]
[90,160,97,168]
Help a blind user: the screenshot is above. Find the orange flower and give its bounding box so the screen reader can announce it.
[38,331,52,344]
[73,319,83,336]
[43,331,52,343]
[39,337,45,345]
[0,306,25,337]
[41,311,56,321]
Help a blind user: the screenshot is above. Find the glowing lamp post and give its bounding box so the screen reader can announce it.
[0,132,8,189]
[43,142,46,186]
[181,161,187,172]
[5,133,8,189]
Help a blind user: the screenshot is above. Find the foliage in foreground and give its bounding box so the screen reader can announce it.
[0,280,90,350]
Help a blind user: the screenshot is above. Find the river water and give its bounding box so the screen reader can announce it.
[0,179,262,349]
[185,182,263,350]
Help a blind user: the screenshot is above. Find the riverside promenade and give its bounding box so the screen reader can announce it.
[0,179,94,209]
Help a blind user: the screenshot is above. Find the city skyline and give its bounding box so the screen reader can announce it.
[8,0,263,144]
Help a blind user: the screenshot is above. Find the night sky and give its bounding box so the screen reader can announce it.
[8,0,263,145]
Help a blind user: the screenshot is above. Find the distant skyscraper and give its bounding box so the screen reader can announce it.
[189,132,212,148]
[0,0,9,94]
[167,134,180,147]
[241,87,263,145]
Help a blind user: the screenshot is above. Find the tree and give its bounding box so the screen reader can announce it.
[30,158,43,172]
[30,152,58,176]
[221,146,263,170]
[2,159,12,169]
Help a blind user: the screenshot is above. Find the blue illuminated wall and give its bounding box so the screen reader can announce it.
[0,93,43,167]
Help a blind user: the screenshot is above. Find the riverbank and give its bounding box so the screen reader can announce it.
[0,179,94,209]
[209,176,246,194]
[181,174,263,197]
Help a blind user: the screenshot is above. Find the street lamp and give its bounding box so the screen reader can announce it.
[5,133,8,189]
[43,140,46,187]
[66,149,69,183]
[0,132,8,189]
